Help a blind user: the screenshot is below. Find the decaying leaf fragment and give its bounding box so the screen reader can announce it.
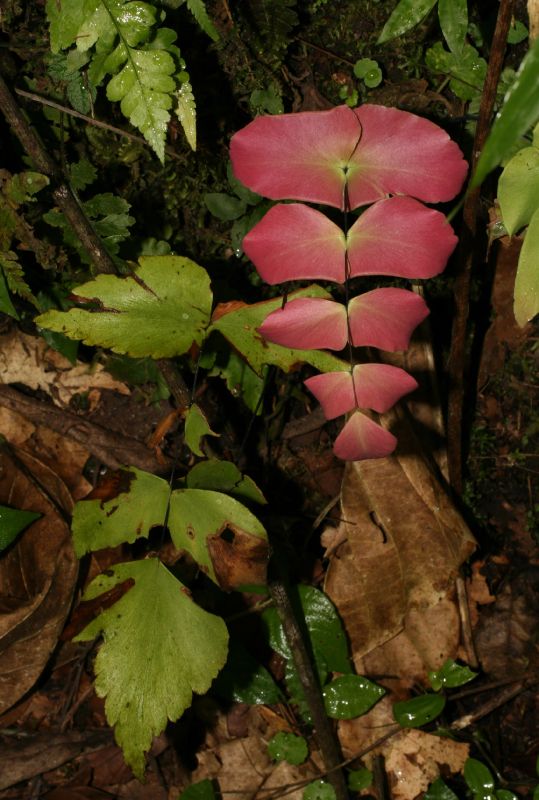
[324,408,476,683]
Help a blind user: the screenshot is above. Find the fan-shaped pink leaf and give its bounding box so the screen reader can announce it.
[347,105,468,209]
[333,412,397,460]
[305,364,417,419]
[347,197,458,279]
[230,105,467,211]
[243,204,346,284]
[259,298,348,350]
[348,288,429,350]
[230,106,359,209]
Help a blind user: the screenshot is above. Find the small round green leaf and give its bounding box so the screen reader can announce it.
[303,780,336,800]
[347,767,373,791]
[267,732,308,766]
[393,694,446,728]
[0,504,41,552]
[353,58,378,79]
[323,675,385,719]
[464,758,495,794]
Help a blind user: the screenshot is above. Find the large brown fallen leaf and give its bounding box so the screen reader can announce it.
[0,445,79,714]
[0,328,129,407]
[324,406,476,685]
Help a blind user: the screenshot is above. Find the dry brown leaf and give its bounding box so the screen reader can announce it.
[0,446,79,714]
[0,329,129,407]
[325,407,476,685]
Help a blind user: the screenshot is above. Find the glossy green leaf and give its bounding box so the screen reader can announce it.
[323,675,385,719]
[72,467,169,556]
[425,778,459,800]
[204,192,246,221]
[393,694,446,728]
[514,206,539,326]
[212,641,282,704]
[268,732,308,765]
[262,584,350,673]
[347,768,373,792]
[184,404,219,456]
[498,146,539,234]
[377,0,437,44]
[303,780,336,800]
[464,758,495,795]
[186,460,266,504]
[428,659,478,691]
[496,790,519,800]
[438,0,467,55]
[180,779,217,800]
[0,504,41,552]
[472,36,539,188]
[35,256,212,359]
[210,287,347,378]
[75,559,228,779]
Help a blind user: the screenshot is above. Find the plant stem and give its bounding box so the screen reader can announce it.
[268,577,350,800]
[446,0,515,494]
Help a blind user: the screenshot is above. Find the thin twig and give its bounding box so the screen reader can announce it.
[446,0,515,494]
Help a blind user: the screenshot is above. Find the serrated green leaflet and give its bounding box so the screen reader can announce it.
[35,256,212,359]
[75,559,228,778]
[186,0,219,41]
[514,206,539,326]
[169,489,268,589]
[176,80,197,151]
[438,0,467,55]
[377,0,437,44]
[71,467,169,556]
[498,146,539,235]
[186,460,266,505]
[0,505,41,552]
[393,694,446,728]
[211,287,347,377]
[425,778,459,800]
[184,404,219,456]
[472,35,539,188]
[267,732,308,765]
[323,675,385,719]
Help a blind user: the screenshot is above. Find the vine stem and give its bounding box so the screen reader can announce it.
[0,70,191,408]
[267,577,350,800]
[446,0,515,494]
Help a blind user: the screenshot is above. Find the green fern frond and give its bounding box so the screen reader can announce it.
[249,0,298,63]
[46,0,195,160]
[0,251,38,308]
[175,79,196,151]
[186,0,219,42]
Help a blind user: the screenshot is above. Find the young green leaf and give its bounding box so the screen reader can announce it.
[180,779,217,800]
[463,758,496,795]
[438,0,467,55]
[472,35,539,188]
[392,694,446,728]
[323,675,385,719]
[425,778,459,800]
[347,768,373,792]
[498,146,539,234]
[75,559,228,779]
[427,658,478,691]
[184,404,219,456]
[0,505,41,552]
[513,206,539,326]
[35,256,212,359]
[377,0,438,44]
[186,460,266,505]
[267,732,308,765]
[303,780,336,800]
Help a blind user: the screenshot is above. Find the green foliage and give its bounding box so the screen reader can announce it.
[185,0,219,42]
[75,559,228,778]
[427,658,477,691]
[322,675,385,719]
[212,641,282,704]
[45,0,202,158]
[204,192,247,221]
[0,267,18,318]
[353,58,382,88]
[437,0,467,55]
[512,205,539,326]
[249,0,298,65]
[498,142,539,235]
[186,460,266,504]
[392,694,446,728]
[377,0,437,44]
[184,403,219,456]
[250,84,285,115]
[303,780,336,800]
[180,780,218,800]
[35,255,212,359]
[425,778,459,800]
[463,758,496,798]
[267,731,308,765]
[347,768,373,792]
[105,354,170,401]
[0,505,42,552]
[425,42,487,101]
[47,52,97,114]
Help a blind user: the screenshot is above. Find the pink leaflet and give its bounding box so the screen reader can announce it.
[304,364,418,420]
[333,412,397,460]
[259,298,348,350]
[230,104,467,211]
[348,288,429,351]
[243,204,346,284]
[347,197,458,279]
[230,106,360,209]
